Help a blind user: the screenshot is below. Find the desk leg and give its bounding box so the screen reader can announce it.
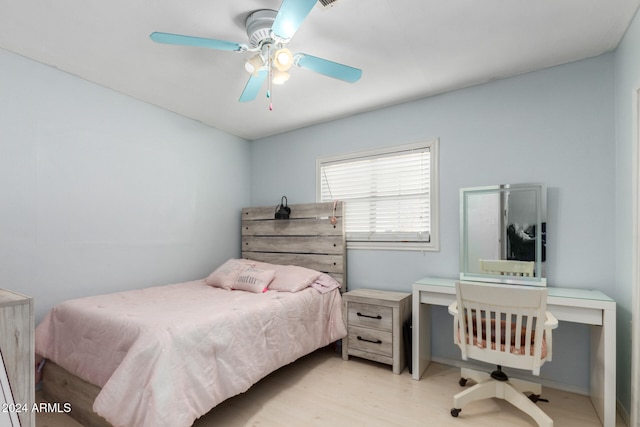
[412,295,431,380]
[590,308,616,427]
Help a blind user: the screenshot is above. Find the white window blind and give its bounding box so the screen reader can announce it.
[318,141,437,249]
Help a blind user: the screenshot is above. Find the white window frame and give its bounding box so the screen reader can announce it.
[316,139,439,251]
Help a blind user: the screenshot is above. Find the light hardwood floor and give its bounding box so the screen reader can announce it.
[36,347,626,427]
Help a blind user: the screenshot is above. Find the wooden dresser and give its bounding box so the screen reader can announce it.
[0,288,34,427]
[341,289,411,374]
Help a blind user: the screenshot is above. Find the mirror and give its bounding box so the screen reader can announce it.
[460,183,547,286]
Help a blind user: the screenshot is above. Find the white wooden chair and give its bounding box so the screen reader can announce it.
[480,259,535,277]
[448,281,558,426]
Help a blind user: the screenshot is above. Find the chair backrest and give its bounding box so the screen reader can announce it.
[453,281,550,375]
[479,259,535,277]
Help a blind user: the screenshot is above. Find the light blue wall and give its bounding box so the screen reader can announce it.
[251,54,616,393]
[0,49,251,322]
[614,6,640,418]
[1,24,630,411]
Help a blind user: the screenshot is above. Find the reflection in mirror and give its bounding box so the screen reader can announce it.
[460,183,547,286]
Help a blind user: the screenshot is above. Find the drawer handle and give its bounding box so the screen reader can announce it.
[357,336,382,344]
[357,312,382,320]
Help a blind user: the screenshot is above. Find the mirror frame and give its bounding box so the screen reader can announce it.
[459,183,547,287]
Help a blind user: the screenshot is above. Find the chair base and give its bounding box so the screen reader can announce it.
[451,367,553,427]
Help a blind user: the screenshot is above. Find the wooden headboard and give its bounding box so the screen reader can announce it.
[241,201,347,290]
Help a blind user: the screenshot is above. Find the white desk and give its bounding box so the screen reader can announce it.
[412,277,616,427]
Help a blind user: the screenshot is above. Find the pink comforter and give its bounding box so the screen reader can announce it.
[35,280,347,427]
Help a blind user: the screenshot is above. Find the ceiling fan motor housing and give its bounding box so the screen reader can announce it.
[246,9,278,48]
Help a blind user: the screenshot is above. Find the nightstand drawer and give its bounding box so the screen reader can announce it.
[348,325,393,357]
[348,302,393,331]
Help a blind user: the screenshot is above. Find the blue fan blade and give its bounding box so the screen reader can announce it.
[271,0,317,40]
[239,69,268,102]
[295,54,362,83]
[150,32,244,52]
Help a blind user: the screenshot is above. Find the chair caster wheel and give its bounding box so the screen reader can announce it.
[458,378,467,386]
[451,408,461,417]
[528,393,549,403]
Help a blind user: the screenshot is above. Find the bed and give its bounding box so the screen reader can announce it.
[35,201,347,427]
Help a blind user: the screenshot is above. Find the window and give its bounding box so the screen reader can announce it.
[317,139,439,251]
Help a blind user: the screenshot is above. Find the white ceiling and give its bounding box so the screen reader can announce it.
[1,0,639,140]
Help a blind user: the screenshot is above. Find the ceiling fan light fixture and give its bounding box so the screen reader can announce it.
[272,70,290,85]
[244,54,265,75]
[273,48,293,71]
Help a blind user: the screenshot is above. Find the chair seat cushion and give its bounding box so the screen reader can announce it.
[460,319,547,358]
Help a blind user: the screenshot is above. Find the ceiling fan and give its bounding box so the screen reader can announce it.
[150,0,362,106]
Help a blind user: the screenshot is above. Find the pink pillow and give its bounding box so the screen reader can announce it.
[269,265,322,292]
[205,259,254,290]
[241,260,323,292]
[233,268,275,293]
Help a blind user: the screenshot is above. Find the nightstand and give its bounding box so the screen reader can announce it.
[341,289,412,374]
